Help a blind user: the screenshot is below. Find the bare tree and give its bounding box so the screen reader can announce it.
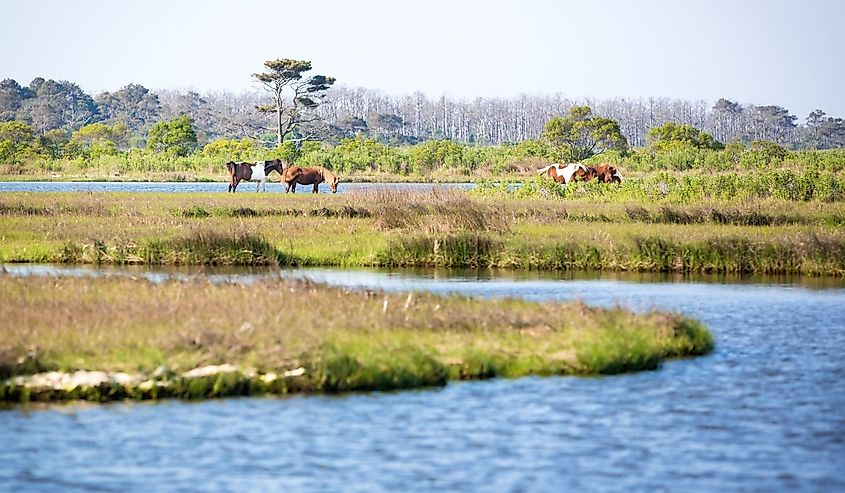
[253,58,335,146]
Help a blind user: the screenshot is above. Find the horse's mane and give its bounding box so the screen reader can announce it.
[262,160,283,175]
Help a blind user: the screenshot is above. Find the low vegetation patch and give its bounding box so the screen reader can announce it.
[175,205,371,219]
[364,188,510,234]
[624,204,845,226]
[374,230,845,275]
[380,232,502,268]
[0,275,713,403]
[56,228,289,265]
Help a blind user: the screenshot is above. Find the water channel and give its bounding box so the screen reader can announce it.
[1,265,843,492]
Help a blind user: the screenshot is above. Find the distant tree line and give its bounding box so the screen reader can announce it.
[321,88,845,149]
[2,76,844,151]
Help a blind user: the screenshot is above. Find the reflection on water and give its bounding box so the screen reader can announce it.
[287,266,845,291]
[5,263,845,292]
[1,264,844,492]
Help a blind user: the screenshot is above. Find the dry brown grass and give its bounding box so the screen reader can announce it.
[350,188,511,234]
[2,190,843,226]
[0,274,710,380]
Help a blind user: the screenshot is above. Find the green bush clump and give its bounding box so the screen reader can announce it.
[381,232,501,268]
[139,230,284,265]
[55,230,289,266]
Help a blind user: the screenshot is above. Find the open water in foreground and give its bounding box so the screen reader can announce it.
[1,266,844,492]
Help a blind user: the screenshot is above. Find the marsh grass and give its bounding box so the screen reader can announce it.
[5,191,845,226]
[357,188,511,234]
[628,235,845,275]
[2,192,845,275]
[496,232,845,275]
[0,275,713,401]
[176,205,371,219]
[0,200,111,217]
[625,204,845,226]
[381,232,502,268]
[58,228,287,265]
[139,228,285,265]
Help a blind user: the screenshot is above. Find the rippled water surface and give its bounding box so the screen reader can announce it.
[1,266,844,492]
[0,181,473,194]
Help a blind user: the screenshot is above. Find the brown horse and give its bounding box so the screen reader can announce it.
[226,159,285,193]
[591,164,623,184]
[281,166,340,193]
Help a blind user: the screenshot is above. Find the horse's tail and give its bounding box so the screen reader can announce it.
[283,166,302,181]
[537,164,555,175]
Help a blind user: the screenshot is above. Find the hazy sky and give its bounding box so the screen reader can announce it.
[2,0,843,119]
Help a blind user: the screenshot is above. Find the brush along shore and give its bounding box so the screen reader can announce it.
[0,275,712,403]
[2,190,844,275]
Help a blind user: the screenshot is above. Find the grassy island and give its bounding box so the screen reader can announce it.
[0,275,713,403]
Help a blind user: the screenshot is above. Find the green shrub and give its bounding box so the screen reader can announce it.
[201,138,263,161]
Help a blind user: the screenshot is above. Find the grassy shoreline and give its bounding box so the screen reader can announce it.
[0,275,713,403]
[0,172,483,184]
[2,191,844,276]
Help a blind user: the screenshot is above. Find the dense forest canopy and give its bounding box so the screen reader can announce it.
[1,76,844,150]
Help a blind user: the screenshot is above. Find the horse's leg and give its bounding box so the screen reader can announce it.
[312,183,319,194]
[232,178,239,193]
[290,182,296,193]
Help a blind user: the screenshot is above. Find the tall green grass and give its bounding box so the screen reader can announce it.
[380,232,502,268]
[57,229,289,265]
[376,231,845,275]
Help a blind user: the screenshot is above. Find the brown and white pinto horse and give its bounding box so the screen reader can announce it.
[226,159,284,193]
[538,163,623,185]
[537,163,596,184]
[281,166,340,193]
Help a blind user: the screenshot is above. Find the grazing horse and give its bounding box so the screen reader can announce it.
[592,164,624,184]
[226,159,284,193]
[537,163,595,184]
[281,166,340,194]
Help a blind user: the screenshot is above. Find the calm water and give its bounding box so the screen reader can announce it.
[1,266,844,492]
[0,181,474,194]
